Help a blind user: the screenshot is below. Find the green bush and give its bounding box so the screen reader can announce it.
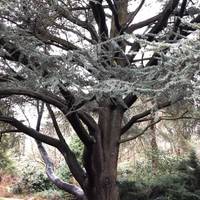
[56,162,71,182]
[118,151,183,183]
[34,189,62,200]
[118,151,200,200]
[0,151,15,174]
[12,164,53,194]
[119,181,149,200]
[33,189,76,200]
[12,149,200,200]
[69,136,84,164]
[12,161,74,197]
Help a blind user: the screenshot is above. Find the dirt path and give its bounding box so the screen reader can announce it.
[0,175,43,200]
[0,175,23,200]
[0,181,12,197]
[0,198,23,200]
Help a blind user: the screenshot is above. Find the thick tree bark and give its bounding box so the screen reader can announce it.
[83,102,124,200]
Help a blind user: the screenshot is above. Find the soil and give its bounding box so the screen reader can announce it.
[0,174,22,200]
[0,174,46,200]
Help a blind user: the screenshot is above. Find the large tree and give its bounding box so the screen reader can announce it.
[0,0,199,199]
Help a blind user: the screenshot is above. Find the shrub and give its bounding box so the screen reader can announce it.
[69,136,84,164]
[119,181,149,200]
[118,151,183,183]
[118,151,200,200]
[0,151,15,174]
[56,162,71,182]
[12,161,74,197]
[31,189,76,200]
[12,164,53,194]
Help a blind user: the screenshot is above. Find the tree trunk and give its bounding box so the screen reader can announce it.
[150,117,159,175]
[84,103,124,200]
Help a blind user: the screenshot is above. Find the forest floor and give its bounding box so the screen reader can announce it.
[0,198,23,200]
[0,174,47,200]
[0,175,16,197]
[0,175,27,200]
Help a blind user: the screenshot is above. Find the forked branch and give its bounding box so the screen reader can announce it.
[45,104,87,189]
[67,113,95,146]
[35,103,85,199]
[0,115,60,148]
[0,88,68,114]
[37,141,85,199]
[120,110,192,143]
[121,97,182,135]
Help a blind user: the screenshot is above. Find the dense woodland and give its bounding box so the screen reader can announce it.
[0,0,200,200]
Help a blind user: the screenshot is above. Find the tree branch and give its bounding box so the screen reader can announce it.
[0,115,60,148]
[46,104,67,143]
[58,84,76,109]
[120,110,195,143]
[121,97,182,135]
[127,0,179,60]
[77,111,99,139]
[126,14,160,33]
[169,0,188,40]
[0,129,20,134]
[67,113,95,146]
[123,0,145,31]
[33,102,86,198]
[106,0,121,32]
[0,129,21,142]
[36,140,85,199]
[35,101,44,131]
[45,104,87,189]
[52,3,98,41]
[180,14,200,36]
[123,94,138,109]
[147,0,180,41]
[120,118,161,143]
[89,0,108,41]
[35,28,79,51]
[0,88,68,114]
[0,31,49,76]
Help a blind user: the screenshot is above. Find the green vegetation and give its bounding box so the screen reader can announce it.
[33,189,75,200]
[119,151,200,200]
[10,163,76,199]
[0,133,17,175]
[0,0,199,199]
[11,164,53,194]
[118,151,184,183]
[9,151,200,200]
[0,152,15,174]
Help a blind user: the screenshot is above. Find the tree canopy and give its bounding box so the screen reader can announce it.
[0,0,199,199]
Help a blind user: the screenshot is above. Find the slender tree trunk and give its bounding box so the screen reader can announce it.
[151,132,158,175]
[84,103,123,200]
[150,117,159,175]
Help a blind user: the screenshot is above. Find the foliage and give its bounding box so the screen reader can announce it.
[118,151,200,200]
[119,181,148,200]
[12,161,75,195]
[0,0,200,199]
[0,100,22,174]
[55,136,84,182]
[118,151,183,183]
[69,136,84,164]
[56,162,71,182]
[12,164,53,194]
[0,151,15,174]
[33,189,75,200]
[11,150,200,200]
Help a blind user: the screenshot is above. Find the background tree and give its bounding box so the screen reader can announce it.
[0,0,199,200]
[0,99,23,175]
